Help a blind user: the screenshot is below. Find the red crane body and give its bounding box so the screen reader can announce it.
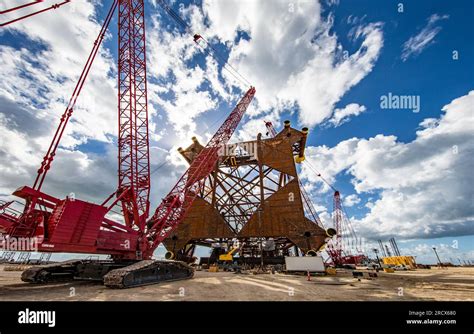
[0,1,256,263]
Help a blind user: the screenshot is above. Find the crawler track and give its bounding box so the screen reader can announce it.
[104,260,194,288]
[21,260,83,283]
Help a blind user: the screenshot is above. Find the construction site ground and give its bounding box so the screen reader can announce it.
[0,265,472,301]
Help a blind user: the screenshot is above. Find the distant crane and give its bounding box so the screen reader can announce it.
[378,239,387,257]
[264,121,278,137]
[385,245,392,257]
[301,161,364,266]
[389,237,401,256]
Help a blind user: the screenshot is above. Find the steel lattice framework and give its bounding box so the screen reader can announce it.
[118,0,150,227]
[195,163,292,234]
[162,123,328,258]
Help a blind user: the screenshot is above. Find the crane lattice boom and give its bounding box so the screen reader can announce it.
[145,87,256,256]
[118,0,150,228]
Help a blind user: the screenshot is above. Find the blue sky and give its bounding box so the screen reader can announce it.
[0,0,473,264]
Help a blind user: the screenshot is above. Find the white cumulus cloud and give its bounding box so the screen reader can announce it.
[328,103,367,127]
[343,194,361,207]
[202,0,383,128]
[301,91,474,240]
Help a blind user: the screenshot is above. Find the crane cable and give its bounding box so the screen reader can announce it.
[0,0,42,15]
[33,0,118,190]
[302,158,362,252]
[0,1,70,27]
[302,159,337,192]
[149,0,254,177]
[156,0,252,88]
[156,0,249,85]
[149,99,231,176]
[276,131,362,257]
[341,201,362,252]
[197,35,252,87]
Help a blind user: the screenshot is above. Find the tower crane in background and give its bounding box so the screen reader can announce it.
[0,0,255,288]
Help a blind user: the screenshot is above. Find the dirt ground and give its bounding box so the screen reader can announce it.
[0,265,473,301]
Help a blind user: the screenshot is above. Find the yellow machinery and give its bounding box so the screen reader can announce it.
[219,246,240,262]
[208,264,219,272]
[326,267,337,275]
[382,256,416,269]
[294,126,308,163]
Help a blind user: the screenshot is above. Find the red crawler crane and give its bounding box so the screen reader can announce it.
[0,1,255,288]
[326,191,343,265]
[326,191,365,267]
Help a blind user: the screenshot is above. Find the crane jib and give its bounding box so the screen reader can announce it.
[145,87,256,255]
